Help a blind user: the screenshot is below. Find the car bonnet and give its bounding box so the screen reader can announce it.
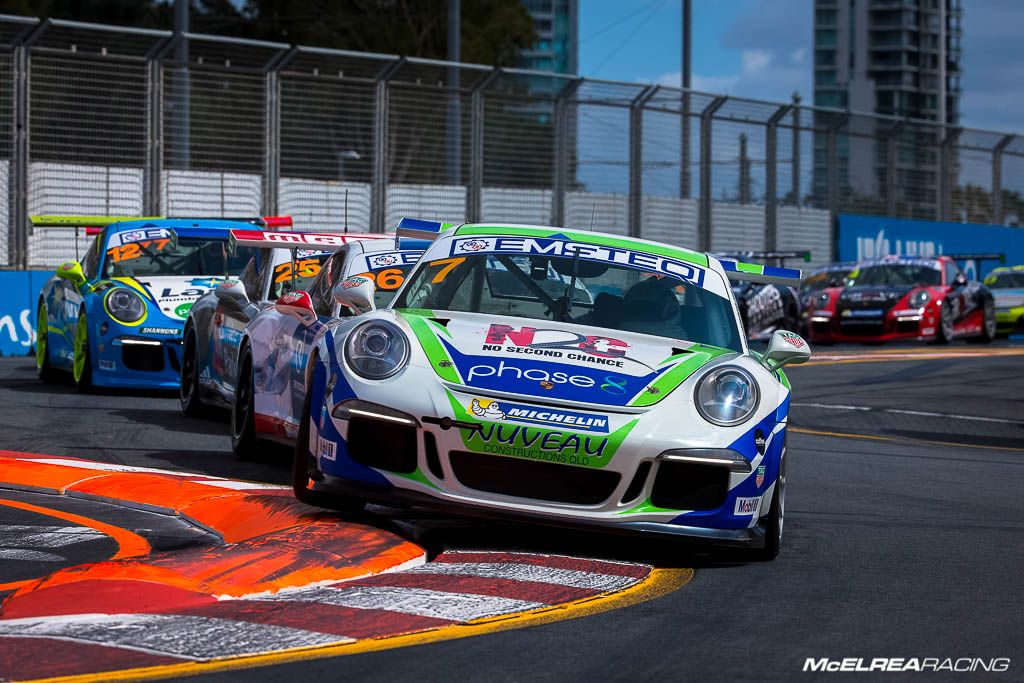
[396,309,736,408]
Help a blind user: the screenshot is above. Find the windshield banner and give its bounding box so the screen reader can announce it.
[448,236,707,288]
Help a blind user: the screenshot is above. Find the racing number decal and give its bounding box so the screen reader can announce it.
[105,239,170,263]
[354,268,407,291]
[427,257,465,284]
[273,259,322,284]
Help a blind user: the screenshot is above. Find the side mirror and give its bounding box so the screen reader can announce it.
[56,261,86,287]
[762,329,811,372]
[213,280,248,311]
[275,290,318,325]
[953,273,968,288]
[333,275,376,313]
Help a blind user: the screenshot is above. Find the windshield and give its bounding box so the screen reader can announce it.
[270,252,332,299]
[394,252,743,351]
[104,236,256,278]
[355,263,420,309]
[984,272,1024,289]
[803,268,852,292]
[847,264,941,287]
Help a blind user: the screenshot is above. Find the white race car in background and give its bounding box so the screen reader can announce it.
[182,227,424,458]
[293,219,811,560]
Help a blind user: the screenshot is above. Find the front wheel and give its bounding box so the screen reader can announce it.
[179,328,207,417]
[36,301,58,383]
[292,379,365,514]
[933,303,954,344]
[966,299,996,344]
[72,312,93,392]
[230,348,260,460]
[751,454,785,562]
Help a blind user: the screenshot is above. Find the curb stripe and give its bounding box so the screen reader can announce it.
[0,613,350,660]
[262,585,544,622]
[432,551,651,578]
[408,561,637,591]
[349,571,602,604]
[176,600,454,640]
[0,637,180,681]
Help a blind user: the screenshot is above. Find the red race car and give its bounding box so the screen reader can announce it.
[808,254,998,344]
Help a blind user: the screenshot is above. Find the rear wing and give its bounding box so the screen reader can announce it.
[717,259,803,286]
[31,215,292,230]
[714,250,812,266]
[395,217,455,242]
[228,229,382,253]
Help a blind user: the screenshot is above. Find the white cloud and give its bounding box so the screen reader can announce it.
[741,49,772,73]
[791,47,806,65]
[650,47,807,102]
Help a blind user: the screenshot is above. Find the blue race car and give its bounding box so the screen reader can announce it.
[34,215,277,391]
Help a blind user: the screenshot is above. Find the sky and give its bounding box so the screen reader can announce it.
[578,0,1024,134]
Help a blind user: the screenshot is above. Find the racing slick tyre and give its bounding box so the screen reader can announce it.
[751,454,785,562]
[36,301,58,383]
[292,383,366,515]
[966,298,997,344]
[230,347,260,460]
[179,328,207,417]
[933,303,954,344]
[72,312,93,392]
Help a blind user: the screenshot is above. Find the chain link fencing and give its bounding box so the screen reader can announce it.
[1,15,1021,270]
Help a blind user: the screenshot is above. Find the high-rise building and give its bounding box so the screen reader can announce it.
[812,0,962,211]
[519,0,579,74]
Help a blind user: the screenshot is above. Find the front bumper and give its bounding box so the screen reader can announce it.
[305,373,784,548]
[995,308,1024,336]
[91,333,184,389]
[315,473,766,547]
[808,311,936,343]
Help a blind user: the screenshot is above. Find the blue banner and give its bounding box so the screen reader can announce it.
[837,214,1024,280]
[0,270,51,357]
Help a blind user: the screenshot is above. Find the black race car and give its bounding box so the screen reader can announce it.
[716,251,809,342]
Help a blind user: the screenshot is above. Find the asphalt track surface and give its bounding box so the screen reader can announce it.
[1,344,1022,682]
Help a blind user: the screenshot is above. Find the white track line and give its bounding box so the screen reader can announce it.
[792,402,1024,426]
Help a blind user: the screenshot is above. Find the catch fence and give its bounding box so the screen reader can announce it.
[1,15,1021,270]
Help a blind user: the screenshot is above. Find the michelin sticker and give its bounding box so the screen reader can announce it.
[468,397,610,434]
[449,236,706,288]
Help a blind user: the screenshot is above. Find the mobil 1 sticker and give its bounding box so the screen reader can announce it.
[449,236,706,288]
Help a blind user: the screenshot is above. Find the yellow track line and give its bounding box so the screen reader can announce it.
[22,567,694,683]
[807,348,1024,366]
[790,426,1024,453]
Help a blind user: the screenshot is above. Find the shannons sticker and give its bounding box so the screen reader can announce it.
[466,397,610,434]
[448,236,706,288]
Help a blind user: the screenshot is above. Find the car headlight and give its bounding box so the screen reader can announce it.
[104,288,146,324]
[694,366,759,427]
[815,292,831,309]
[908,290,930,308]
[343,319,409,380]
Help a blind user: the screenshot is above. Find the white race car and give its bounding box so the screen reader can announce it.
[181,228,423,457]
[294,220,810,559]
